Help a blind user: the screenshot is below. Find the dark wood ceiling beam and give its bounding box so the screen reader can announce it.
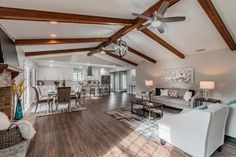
[25,47,97,57]
[87,0,180,56]
[128,47,156,63]
[105,52,137,66]
[0,7,135,26]
[140,28,185,59]
[198,0,236,50]
[15,38,109,45]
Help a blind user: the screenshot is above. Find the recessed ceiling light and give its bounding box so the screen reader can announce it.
[50,60,54,63]
[50,34,57,38]
[50,64,53,67]
[195,49,206,52]
[49,21,58,24]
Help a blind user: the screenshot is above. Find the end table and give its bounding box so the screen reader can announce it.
[194,98,221,107]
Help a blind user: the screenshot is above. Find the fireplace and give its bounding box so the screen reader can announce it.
[0,64,22,119]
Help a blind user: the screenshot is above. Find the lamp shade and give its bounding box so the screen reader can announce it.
[200,81,215,90]
[145,80,153,87]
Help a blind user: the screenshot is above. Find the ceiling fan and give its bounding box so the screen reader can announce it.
[132,1,186,33]
[90,39,128,57]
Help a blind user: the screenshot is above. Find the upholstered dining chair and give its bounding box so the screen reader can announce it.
[32,87,52,113]
[56,87,71,112]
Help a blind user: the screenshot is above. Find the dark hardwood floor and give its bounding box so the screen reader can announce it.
[26,93,236,157]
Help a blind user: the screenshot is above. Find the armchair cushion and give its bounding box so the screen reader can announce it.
[194,105,208,110]
[228,99,236,106]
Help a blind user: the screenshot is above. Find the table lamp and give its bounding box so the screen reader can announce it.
[200,81,215,101]
[145,80,153,101]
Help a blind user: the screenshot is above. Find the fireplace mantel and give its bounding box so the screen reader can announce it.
[0,64,22,80]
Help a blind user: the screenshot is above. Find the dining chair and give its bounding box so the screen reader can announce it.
[32,87,52,113]
[56,87,71,112]
[81,88,86,98]
[98,86,104,97]
[104,87,110,96]
[90,87,96,97]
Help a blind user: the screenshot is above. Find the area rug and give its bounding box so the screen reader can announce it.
[31,102,87,117]
[106,107,180,142]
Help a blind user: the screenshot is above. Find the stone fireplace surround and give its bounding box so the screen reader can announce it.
[0,64,22,119]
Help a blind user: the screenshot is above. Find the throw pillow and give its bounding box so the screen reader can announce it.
[183,90,193,101]
[155,88,162,96]
[0,112,10,130]
[160,89,168,96]
[194,105,208,110]
[228,99,236,106]
[168,89,179,98]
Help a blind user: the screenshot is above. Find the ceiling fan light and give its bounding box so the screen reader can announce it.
[151,20,162,27]
[100,50,106,54]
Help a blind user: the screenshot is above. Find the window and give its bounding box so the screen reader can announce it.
[73,70,84,82]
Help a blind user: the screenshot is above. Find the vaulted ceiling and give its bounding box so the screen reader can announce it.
[0,0,235,67]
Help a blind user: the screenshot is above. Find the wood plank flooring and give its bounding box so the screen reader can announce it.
[26,93,236,157]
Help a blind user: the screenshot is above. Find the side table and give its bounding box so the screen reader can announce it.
[194,98,221,107]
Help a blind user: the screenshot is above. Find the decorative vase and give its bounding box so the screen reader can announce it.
[15,98,23,120]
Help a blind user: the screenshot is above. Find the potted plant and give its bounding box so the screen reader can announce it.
[62,79,66,87]
[12,80,24,120]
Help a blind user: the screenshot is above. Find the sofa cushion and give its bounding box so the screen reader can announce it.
[160,89,168,96]
[152,95,169,103]
[168,89,179,98]
[178,89,188,98]
[189,90,195,97]
[183,90,192,101]
[168,98,189,106]
[155,88,163,96]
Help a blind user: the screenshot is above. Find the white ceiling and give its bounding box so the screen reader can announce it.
[212,0,236,43]
[0,0,235,67]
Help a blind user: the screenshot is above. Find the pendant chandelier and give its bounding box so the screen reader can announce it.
[113,38,128,57]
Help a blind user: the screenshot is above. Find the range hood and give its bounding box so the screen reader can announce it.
[87,66,93,76]
[0,27,19,67]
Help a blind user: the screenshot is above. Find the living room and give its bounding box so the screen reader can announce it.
[0,0,236,157]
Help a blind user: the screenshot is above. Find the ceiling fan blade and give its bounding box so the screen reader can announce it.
[132,13,152,20]
[160,16,186,22]
[104,50,115,53]
[138,22,151,31]
[157,1,170,17]
[157,24,165,33]
[90,49,99,54]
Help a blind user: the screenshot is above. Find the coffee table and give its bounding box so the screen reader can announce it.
[130,98,165,119]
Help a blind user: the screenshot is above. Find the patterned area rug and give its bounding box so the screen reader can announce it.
[31,101,87,117]
[106,107,180,142]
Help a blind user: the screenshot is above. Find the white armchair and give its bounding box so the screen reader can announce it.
[159,104,229,157]
[226,105,236,138]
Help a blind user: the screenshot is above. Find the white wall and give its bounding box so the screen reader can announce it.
[136,48,236,137]
[136,49,236,103]
[16,47,37,111]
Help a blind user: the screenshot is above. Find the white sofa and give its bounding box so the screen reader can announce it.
[226,105,236,138]
[159,104,229,157]
[152,88,199,109]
